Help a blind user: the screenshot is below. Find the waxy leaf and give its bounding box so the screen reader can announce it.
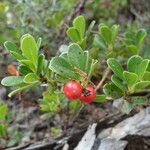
[8,83,39,97]
[10,51,25,60]
[123,71,138,88]
[18,65,32,75]
[137,59,149,79]
[111,24,119,41]
[37,37,42,49]
[95,94,106,103]
[23,73,39,83]
[127,55,142,73]
[99,25,112,44]
[20,59,36,72]
[49,57,80,79]
[103,82,123,99]
[68,43,87,71]
[67,27,81,42]
[1,76,24,86]
[127,45,138,55]
[86,20,95,37]
[21,34,38,65]
[111,75,126,91]
[132,97,148,105]
[136,29,147,47]
[107,58,124,80]
[143,71,150,81]
[73,15,85,38]
[4,41,19,53]
[134,81,150,90]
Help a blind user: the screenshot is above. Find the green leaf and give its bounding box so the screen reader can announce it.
[127,55,143,73]
[1,76,24,86]
[93,35,107,50]
[10,51,25,60]
[8,83,39,97]
[107,58,124,80]
[55,74,69,83]
[126,45,138,55]
[20,34,38,65]
[37,54,44,75]
[94,94,106,103]
[132,97,149,105]
[86,20,95,37]
[123,71,138,88]
[4,41,18,53]
[136,29,147,47]
[143,71,150,81]
[23,73,39,83]
[73,15,85,39]
[68,43,87,71]
[137,59,149,79]
[121,100,133,114]
[99,25,112,44]
[0,104,8,120]
[134,81,150,90]
[18,65,32,75]
[111,25,119,41]
[37,37,42,49]
[103,82,123,99]
[20,59,36,72]
[111,75,126,91]
[67,27,81,42]
[49,57,80,79]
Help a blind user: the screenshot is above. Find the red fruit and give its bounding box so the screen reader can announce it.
[79,86,96,103]
[63,80,82,100]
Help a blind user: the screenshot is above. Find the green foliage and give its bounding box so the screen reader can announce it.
[105,55,150,113]
[0,103,8,137]
[39,91,61,119]
[1,15,150,120]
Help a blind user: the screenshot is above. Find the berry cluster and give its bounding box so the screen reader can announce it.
[63,80,96,103]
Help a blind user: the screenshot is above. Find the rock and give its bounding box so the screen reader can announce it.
[98,139,127,150]
[75,107,150,150]
[75,123,97,150]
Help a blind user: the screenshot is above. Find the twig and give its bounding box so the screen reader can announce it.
[95,67,111,91]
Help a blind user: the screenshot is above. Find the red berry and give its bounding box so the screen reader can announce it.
[79,86,96,103]
[63,80,82,100]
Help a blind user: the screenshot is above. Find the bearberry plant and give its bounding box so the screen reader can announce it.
[1,16,150,122]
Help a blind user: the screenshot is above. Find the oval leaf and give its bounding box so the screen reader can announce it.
[107,58,124,80]
[73,15,85,39]
[23,73,39,83]
[123,71,138,88]
[127,55,143,74]
[67,27,81,42]
[137,59,149,79]
[1,76,24,86]
[21,34,38,65]
[68,43,87,71]
[99,25,112,44]
[49,57,80,80]
[134,81,150,90]
[111,75,126,91]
